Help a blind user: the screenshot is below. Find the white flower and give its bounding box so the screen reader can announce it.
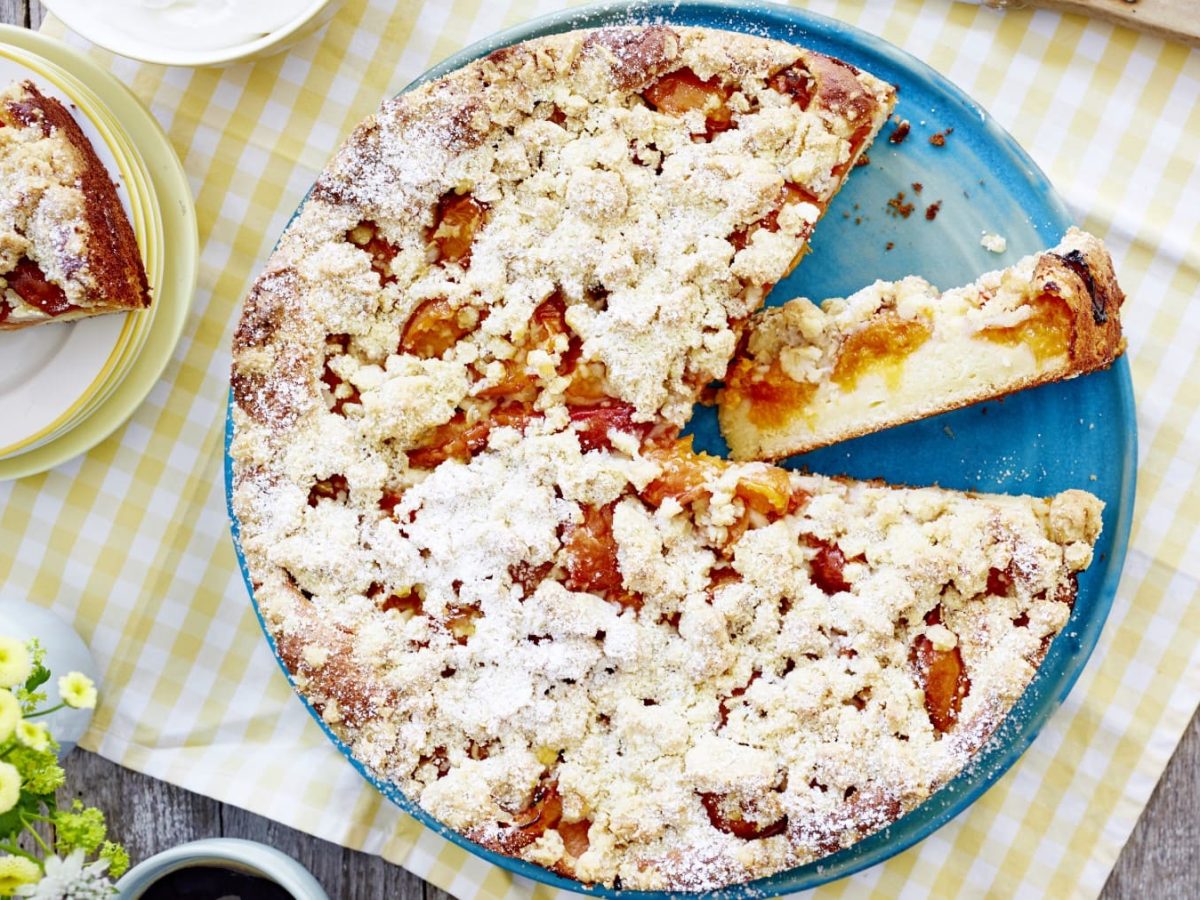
[0,637,31,689]
[16,720,49,753]
[0,689,19,742]
[58,673,97,710]
[0,761,21,815]
[15,850,114,899]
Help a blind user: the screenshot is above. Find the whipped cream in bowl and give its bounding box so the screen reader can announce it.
[42,0,343,67]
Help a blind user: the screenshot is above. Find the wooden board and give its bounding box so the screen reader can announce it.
[990,0,1200,46]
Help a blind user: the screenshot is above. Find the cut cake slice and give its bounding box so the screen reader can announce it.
[718,228,1125,460]
[0,80,149,331]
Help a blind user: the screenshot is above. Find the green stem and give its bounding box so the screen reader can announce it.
[0,840,39,869]
[23,703,66,720]
[19,819,50,855]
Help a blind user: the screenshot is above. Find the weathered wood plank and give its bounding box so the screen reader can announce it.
[60,751,222,859]
[1101,706,1200,898]
[223,803,425,900]
[57,751,425,898]
[0,0,26,28]
[28,0,41,29]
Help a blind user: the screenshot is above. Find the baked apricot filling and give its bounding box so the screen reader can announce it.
[568,403,652,452]
[911,606,970,734]
[381,591,422,618]
[726,357,817,429]
[805,536,853,594]
[429,192,487,265]
[557,818,592,858]
[768,61,815,109]
[506,781,592,857]
[641,440,726,508]
[642,438,803,520]
[474,294,608,404]
[642,68,733,138]
[407,403,538,469]
[987,565,1015,597]
[978,292,1074,365]
[321,334,361,415]
[6,257,77,317]
[717,670,760,728]
[562,502,641,610]
[832,312,931,391]
[347,220,399,285]
[730,183,820,255]
[399,298,479,359]
[446,605,481,644]
[699,791,788,840]
[308,474,349,507]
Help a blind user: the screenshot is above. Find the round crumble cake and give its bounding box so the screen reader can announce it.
[229,25,1103,891]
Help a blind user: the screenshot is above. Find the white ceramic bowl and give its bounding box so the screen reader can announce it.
[116,838,329,899]
[40,0,344,68]
[0,599,97,756]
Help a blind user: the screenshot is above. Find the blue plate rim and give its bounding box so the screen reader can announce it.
[224,1,1138,895]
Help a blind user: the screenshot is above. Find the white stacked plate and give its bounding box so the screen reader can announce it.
[0,27,197,479]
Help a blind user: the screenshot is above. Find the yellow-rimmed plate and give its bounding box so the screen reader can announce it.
[15,47,167,446]
[0,45,146,459]
[0,25,196,481]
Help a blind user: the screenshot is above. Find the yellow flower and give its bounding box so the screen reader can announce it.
[0,761,21,815]
[0,637,31,689]
[0,690,18,742]
[57,672,96,710]
[0,855,39,892]
[16,720,48,753]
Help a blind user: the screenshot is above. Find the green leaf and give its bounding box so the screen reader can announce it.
[0,788,50,841]
[24,663,50,694]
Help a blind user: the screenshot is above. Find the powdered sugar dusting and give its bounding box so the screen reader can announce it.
[227,23,1104,893]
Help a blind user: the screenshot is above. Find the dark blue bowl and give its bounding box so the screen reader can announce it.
[226,2,1137,894]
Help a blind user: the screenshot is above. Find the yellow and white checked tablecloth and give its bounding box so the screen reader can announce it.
[0,0,1196,896]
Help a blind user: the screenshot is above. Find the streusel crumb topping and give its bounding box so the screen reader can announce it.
[230,26,1101,891]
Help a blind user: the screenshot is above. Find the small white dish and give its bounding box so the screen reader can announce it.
[41,0,344,68]
[116,838,329,900]
[0,598,97,756]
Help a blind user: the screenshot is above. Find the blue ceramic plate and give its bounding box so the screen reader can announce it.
[226,1,1136,894]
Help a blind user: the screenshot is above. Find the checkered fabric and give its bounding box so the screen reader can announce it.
[4,1,1196,896]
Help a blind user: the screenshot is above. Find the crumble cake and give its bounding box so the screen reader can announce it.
[229,24,1104,891]
[719,228,1125,460]
[0,80,149,331]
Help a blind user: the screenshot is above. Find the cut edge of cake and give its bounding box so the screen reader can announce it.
[718,228,1125,461]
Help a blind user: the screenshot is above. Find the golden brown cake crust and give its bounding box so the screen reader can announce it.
[718,228,1127,460]
[0,80,149,331]
[227,25,1104,892]
[1033,229,1125,373]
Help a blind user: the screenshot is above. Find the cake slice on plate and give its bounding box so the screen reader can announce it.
[0,80,149,331]
[718,228,1125,460]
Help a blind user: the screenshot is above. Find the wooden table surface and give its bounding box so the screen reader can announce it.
[3,0,1196,896]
